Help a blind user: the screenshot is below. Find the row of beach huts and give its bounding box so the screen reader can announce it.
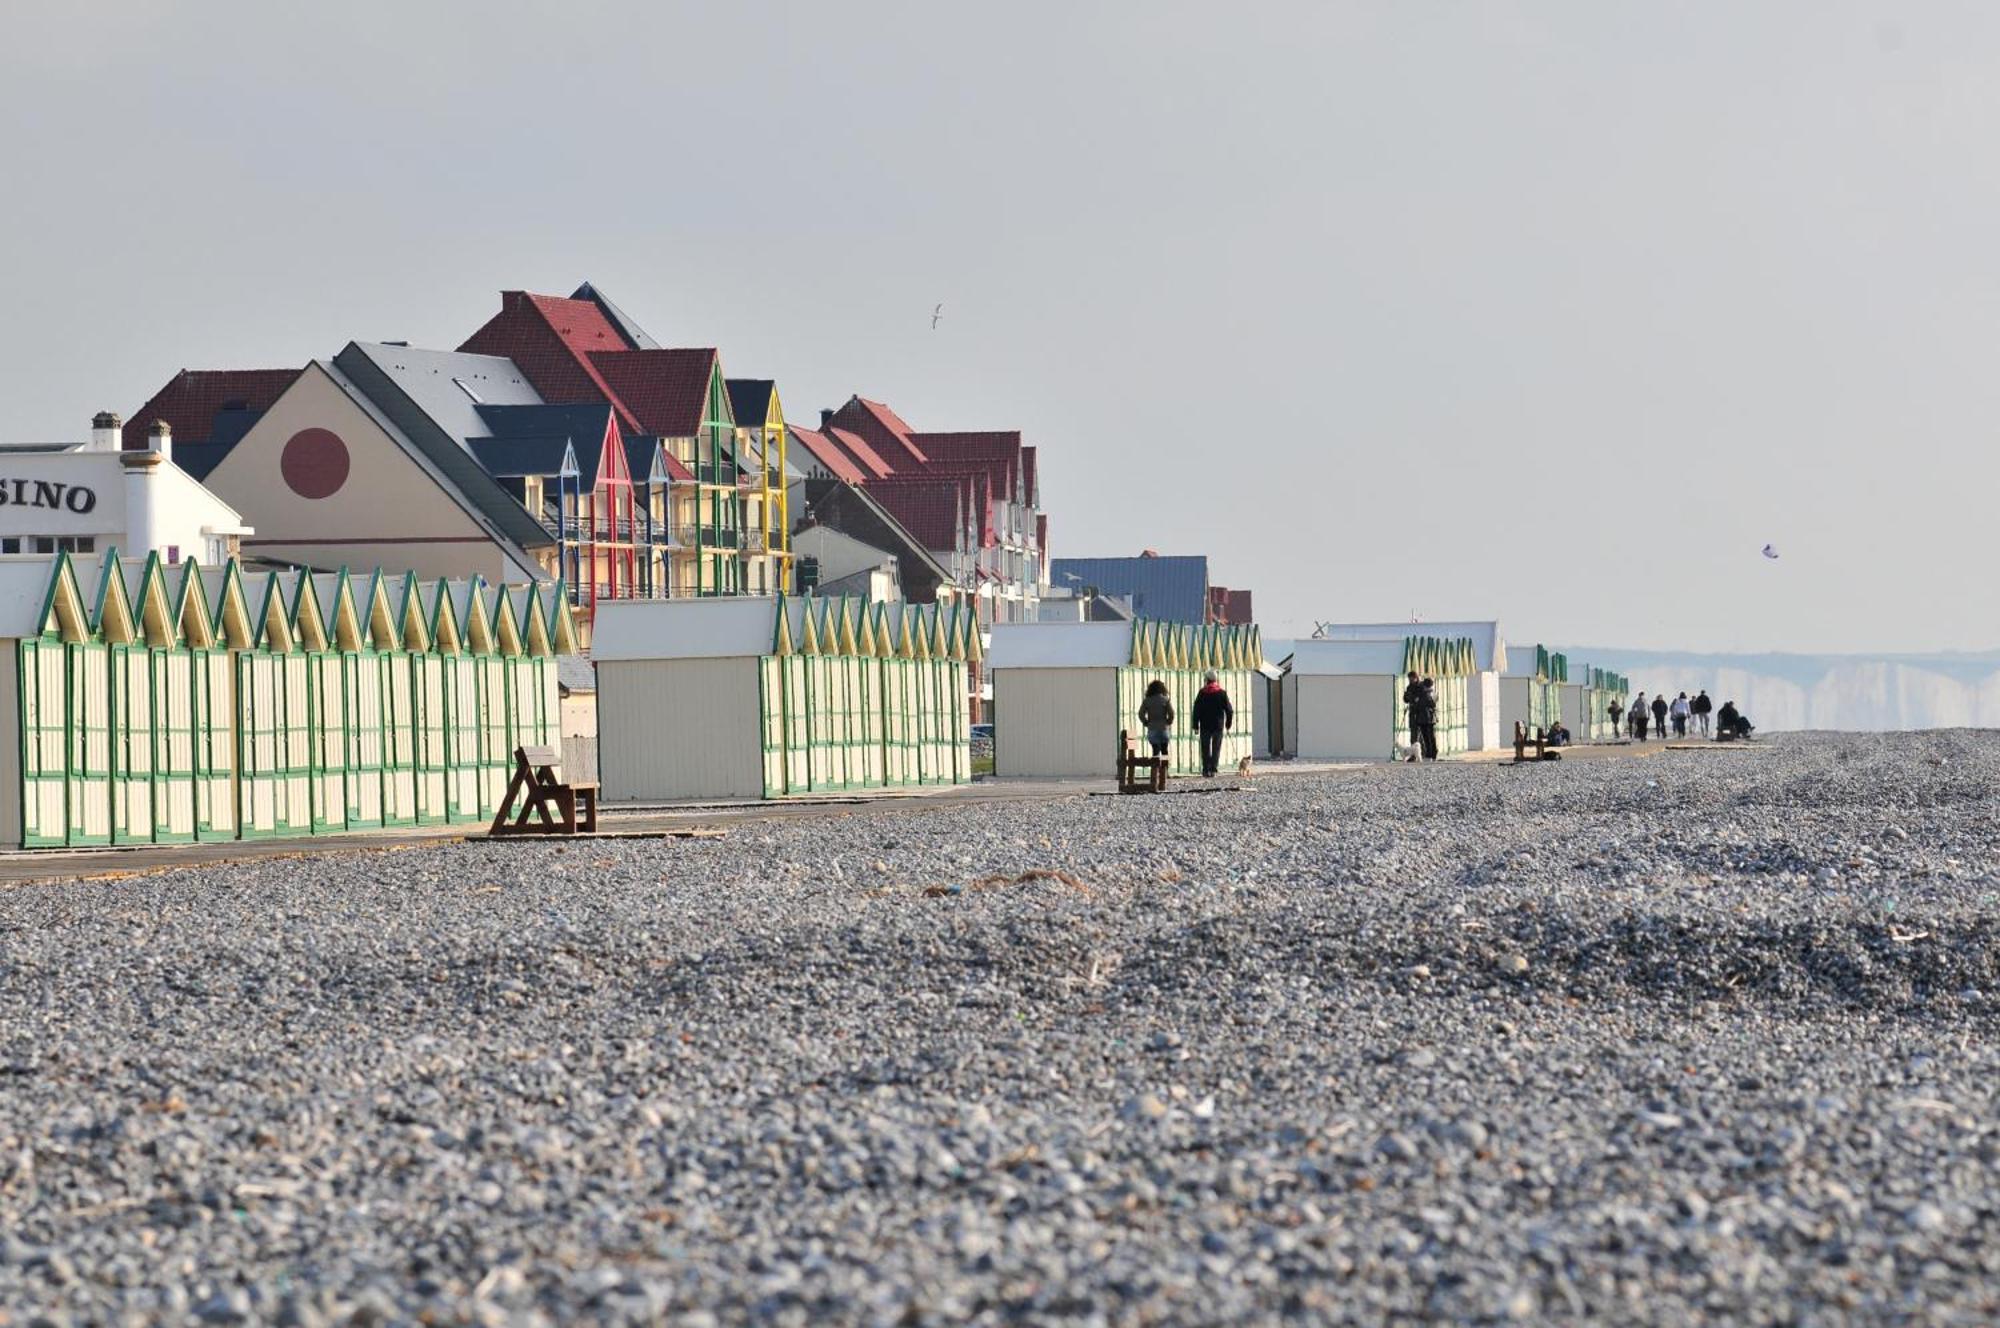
[1,557,1629,846]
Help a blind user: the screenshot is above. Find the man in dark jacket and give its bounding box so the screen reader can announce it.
[1403,670,1438,762]
[1190,669,1235,777]
[1650,693,1669,740]
[1692,690,1713,738]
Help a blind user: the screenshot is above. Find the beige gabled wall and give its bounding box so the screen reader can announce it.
[205,363,520,582]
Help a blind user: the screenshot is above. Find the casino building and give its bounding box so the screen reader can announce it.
[0,413,252,563]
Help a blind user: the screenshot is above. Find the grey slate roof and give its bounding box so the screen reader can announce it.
[329,342,554,553]
[474,402,618,486]
[571,282,659,350]
[1049,555,1210,625]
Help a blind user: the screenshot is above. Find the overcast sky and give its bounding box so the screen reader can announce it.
[3,2,1997,653]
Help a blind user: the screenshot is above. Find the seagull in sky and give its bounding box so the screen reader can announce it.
[1761,544,1780,560]
[931,303,943,330]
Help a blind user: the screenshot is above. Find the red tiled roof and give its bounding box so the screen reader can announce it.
[909,431,1023,502]
[1227,589,1253,625]
[459,291,644,435]
[824,426,897,480]
[867,478,966,553]
[913,468,997,545]
[123,368,300,450]
[587,349,717,438]
[1020,445,1038,505]
[1036,512,1048,552]
[829,396,928,468]
[789,425,866,484]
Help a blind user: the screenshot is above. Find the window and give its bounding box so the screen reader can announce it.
[27,537,88,554]
[0,537,18,554]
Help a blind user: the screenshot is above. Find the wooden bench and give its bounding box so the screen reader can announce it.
[1117,728,1169,794]
[1512,721,1549,763]
[489,744,599,836]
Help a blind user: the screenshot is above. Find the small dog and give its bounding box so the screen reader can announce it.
[1236,755,1255,779]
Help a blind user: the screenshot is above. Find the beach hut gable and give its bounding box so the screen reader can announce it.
[518,588,552,658]
[128,552,178,648]
[837,597,860,656]
[425,579,462,655]
[89,550,139,646]
[172,561,215,650]
[393,574,430,653]
[453,579,494,656]
[545,588,579,656]
[250,573,296,653]
[487,585,521,657]
[799,598,822,655]
[289,572,330,653]
[207,561,256,650]
[34,551,91,642]
[770,593,794,656]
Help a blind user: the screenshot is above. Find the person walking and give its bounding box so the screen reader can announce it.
[1630,692,1647,740]
[1190,669,1234,777]
[1419,677,1440,761]
[1137,679,1174,760]
[1609,697,1624,740]
[1403,670,1438,761]
[1692,690,1713,738]
[1651,692,1668,741]
[1670,691,1691,738]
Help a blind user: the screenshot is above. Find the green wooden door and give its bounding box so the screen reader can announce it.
[18,639,69,847]
[382,653,417,827]
[194,650,236,841]
[235,653,280,838]
[152,648,198,843]
[66,643,112,846]
[344,651,385,829]
[309,653,347,834]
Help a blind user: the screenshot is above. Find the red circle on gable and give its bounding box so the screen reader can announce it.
[281,428,350,499]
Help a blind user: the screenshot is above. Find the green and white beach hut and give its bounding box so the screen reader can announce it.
[1279,635,1475,761]
[591,593,976,801]
[2,550,573,849]
[1500,644,1568,737]
[986,618,1262,778]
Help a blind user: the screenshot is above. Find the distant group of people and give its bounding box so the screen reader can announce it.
[1609,689,1753,741]
[1139,671,1236,776]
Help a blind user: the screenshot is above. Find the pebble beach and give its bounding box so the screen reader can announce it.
[1,731,1996,1324]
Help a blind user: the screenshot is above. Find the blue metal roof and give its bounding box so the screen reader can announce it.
[1049,555,1209,624]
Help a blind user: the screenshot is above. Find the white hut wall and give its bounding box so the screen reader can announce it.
[1293,674,1398,761]
[994,667,1116,777]
[0,644,20,848]
[1465,671,1502,751]
[598,656,763,801]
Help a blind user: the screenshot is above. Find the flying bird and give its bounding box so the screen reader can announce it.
[1761,544,1780,560]
[931,303,943,330]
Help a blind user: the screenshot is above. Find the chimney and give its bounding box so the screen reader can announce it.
[819,409,834,429]
[148,420,173,463]
[91,411,122,453]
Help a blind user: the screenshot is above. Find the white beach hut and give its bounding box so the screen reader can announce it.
[988,618,1261,778]
[1302,621,1508,750]
[1499,644,1568,738]
[591,593,974,802]
[1280,635,1476,761]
